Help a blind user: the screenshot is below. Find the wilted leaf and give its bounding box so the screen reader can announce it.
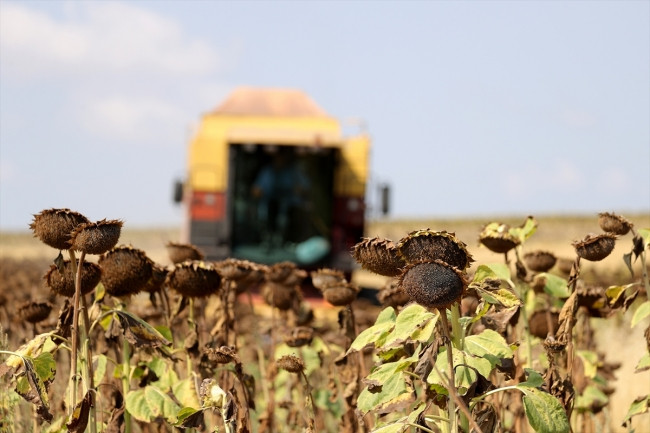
[174,407,204,428]
[16,354,54,422]
[172,379,201,409]
[115,310,171,348]
[475,286,521,308]
[357,373,413,415]
[1,334,51,372]
[368,404,426,433]
[364,352,419,388]
[518,386,570,433]
[66,391,92,433]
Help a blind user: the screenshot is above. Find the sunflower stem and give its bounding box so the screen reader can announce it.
[67,249,81,414]
[439,310,458,433]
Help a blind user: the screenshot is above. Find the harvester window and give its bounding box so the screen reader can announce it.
[230,144,335,265]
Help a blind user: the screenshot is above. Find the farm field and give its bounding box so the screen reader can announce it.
[0,212,649,433]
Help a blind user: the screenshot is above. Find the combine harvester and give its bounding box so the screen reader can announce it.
[174,87,388,282]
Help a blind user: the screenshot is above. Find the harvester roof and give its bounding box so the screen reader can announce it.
[212,87,329,117]
[212,87,331,118]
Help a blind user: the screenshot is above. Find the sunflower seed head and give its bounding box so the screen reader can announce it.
[29,208,90,250]
[70,219,123,255]
[352,237,406,277]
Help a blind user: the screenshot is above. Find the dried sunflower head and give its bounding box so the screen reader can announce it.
[478,222,520,254]
[30,208,89,250]
[261,282,300,310]
[70,219,122,255]
[204,346,240,365]
[397,229,473,270]
[377,278,411,308]
[572,233,616,262]
[166,242,204,264]
[18,301,52,324]
[142,263,168,294]
[598,212,633,236]
[216,258,258,281]
[45,260,101,297]
[99,245,154,297]
[276,354,305,374]
[523,250,557,273]
[399,259,467,309]
[267,261,299,283]
[284,327,314,347]
[321,282,360,306]
[352,237,406,277]
[166,260,221,298]
[310,268,346,291]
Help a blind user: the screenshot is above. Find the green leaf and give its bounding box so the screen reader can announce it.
[348,307,397,353]
[364,352,419,387]
[537,273,570,298]
[574,385,608,413]
[383,304,437,348]
[622,395,649,426]
[631,301,650,327]
[464,329,514,368]
[427,347,492,395]
[517,386,570,433]
[576,350,599,378]
[509,216,538,243]
[472,264,511,284]
[126,386,181,423]
[635,352,650,373]
[93,354,108,386]
[155,325,173,343]
[519,368,544,388]
[126,389,154,422]
[145,386,181,422]
[32,352,56,383]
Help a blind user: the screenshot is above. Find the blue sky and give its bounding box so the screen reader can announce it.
[1,1,648,231]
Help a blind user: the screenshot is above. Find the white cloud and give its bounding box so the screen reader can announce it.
[0,160,16,183]
[81,95,186,142]
[501,158,585,199]
[560,109,597,128]
[0,2,219,79]
[598,166,630,193]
